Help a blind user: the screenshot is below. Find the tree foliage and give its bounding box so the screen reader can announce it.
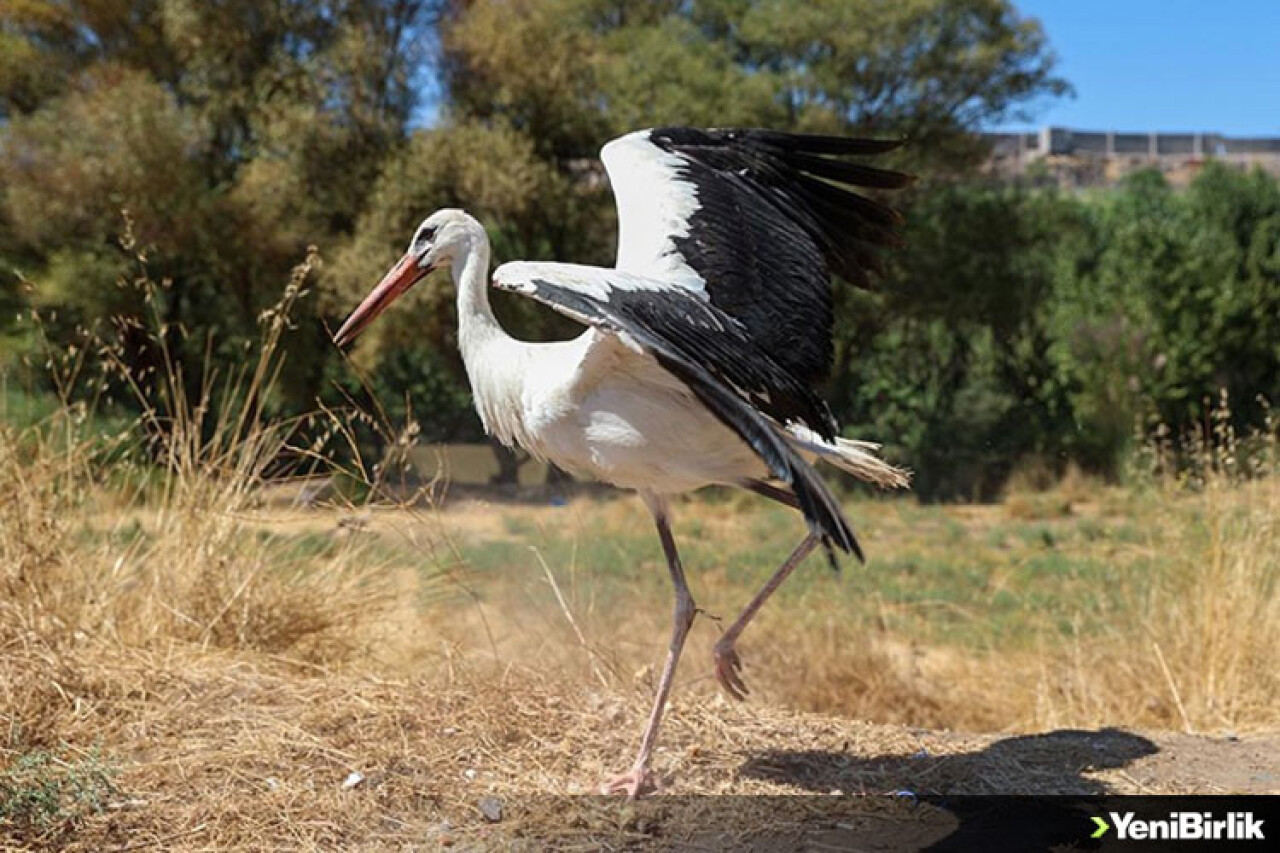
[1049,165,1280,445]
[439,0,1067,170]
[13,1,1275,498]
[843,165,1280,499]
[1,0,433,407]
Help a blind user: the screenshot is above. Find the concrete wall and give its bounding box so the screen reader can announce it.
[983,126,1280,187]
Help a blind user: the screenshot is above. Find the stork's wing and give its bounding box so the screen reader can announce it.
[493,261,861,558]
[601,127,910,387]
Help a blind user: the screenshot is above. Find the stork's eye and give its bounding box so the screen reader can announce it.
[412,225,437,254]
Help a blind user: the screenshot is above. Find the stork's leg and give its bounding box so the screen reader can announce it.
[712,479,824,699]
[713,534,819,699]
[600,494,696,798]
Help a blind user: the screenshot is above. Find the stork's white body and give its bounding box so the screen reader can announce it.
[477,331,770,494]
[448,236,758,493]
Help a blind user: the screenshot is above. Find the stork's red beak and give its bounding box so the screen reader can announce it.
[333,252,430,347]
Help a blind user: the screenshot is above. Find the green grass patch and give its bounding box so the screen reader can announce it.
[0,747,117,838]
[448,495,1150,653]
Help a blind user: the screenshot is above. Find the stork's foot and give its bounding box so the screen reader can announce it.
[599,766,656,798]
[713,640,749,700]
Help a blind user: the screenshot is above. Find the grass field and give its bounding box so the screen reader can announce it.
[363,469,1280,735]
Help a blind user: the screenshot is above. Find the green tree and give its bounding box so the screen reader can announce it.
[1052,166,1280,442]
[442,0,1066,165]
[4,0,1082,496]
[0,0,433,412]
[835,184,1080,499]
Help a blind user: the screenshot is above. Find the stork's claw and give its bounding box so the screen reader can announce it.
[713,641,749,700]
[599,766,656,798]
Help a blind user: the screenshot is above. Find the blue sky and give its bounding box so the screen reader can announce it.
[1004,0,1280,135]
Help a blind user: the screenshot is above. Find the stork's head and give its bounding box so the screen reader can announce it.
[333,208,479,346]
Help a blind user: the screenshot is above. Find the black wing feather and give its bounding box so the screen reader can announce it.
[738,130,905,156]
[644,126,909,386]
[780,150,914,190]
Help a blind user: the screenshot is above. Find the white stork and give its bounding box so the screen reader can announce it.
[335,127,911,797]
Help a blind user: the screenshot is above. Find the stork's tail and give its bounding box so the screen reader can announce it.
[787,427,911,490]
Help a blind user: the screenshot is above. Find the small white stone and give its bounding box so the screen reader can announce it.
[478,796,504,823]
[342,771,365,790]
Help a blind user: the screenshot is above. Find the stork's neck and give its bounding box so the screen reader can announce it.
[453,230,499,349]
[452,226,531,448]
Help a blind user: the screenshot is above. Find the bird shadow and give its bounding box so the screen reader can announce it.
[737,727,1157,795]
[727,728,1160,851]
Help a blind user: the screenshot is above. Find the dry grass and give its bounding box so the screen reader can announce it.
[4,447,1279,847]
[0,255,405,846]
[2,632,1274,849]
[1,251,388,667]
[1108,394,1280,731]
[2,266,1279,846]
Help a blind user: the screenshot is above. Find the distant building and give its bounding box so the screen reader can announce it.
[983,126,1280,187]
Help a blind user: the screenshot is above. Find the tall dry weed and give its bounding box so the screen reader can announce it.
[1025,391,1280,732]
[1132,392,1279,730]
[0,241,389,668]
